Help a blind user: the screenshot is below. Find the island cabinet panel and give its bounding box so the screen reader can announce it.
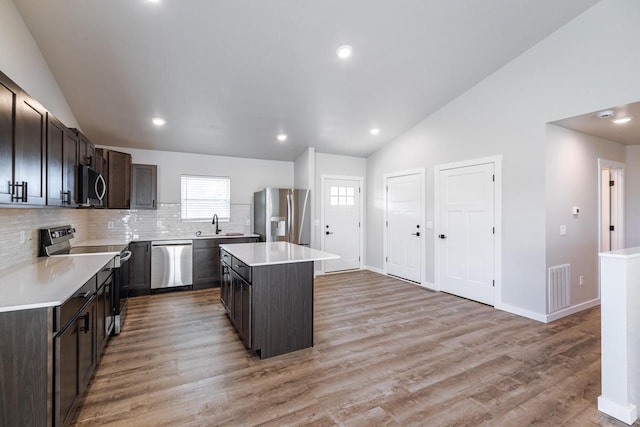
[220,247,314,359]
[252,262,314,359]
[0,308,51,427]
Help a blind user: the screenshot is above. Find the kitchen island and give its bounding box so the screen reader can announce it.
[219,242,338,358]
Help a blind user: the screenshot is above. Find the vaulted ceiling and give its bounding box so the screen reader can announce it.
[14,0,599,161]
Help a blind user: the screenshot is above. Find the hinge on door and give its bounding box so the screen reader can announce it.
[492,227,495,234]
[358,256,361,262]
[386,186,388,192]
[610,225,615,231]
[359,187,361,193]
[492,174,495,182]
[359,221,361,227]
[385,256,388,262]
[492,280,495,287]
[610,180,615,187]
[386,221,388,227]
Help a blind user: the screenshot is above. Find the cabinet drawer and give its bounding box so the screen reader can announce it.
[57,276,96,332]
[96,258,114,286]
[231,256,252,283]
[220,249,232,266]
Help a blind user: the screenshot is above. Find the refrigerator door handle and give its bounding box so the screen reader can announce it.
[287,192,293,242]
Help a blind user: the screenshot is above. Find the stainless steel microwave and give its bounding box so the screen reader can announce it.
[77,165,106,207]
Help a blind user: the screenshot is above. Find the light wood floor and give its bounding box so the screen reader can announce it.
[73,270,636,426]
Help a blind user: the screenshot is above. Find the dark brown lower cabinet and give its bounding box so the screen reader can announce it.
[220,249,314,359]
[0,259,114,427]
[128,241,151,296]
[193,237,258,289]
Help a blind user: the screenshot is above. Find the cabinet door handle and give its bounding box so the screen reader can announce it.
[79,313,90,333]
[75,291,92,299]
[21,181,27,203]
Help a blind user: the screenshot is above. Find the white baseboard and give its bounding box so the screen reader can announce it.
[495,302,547,323]
[598,395,638,425]
[545,298,600,323]
[365,265,385,275]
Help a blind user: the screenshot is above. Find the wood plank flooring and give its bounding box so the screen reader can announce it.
[72,270,636,426]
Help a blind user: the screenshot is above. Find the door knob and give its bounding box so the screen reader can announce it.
[438,234,447,239]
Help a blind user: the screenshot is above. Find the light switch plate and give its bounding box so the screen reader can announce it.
[560,225,567,236]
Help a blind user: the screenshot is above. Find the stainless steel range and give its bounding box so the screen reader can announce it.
[39,225,132,335]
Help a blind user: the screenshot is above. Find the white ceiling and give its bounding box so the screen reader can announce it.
[551,101,640,145]
[14,0,599,161]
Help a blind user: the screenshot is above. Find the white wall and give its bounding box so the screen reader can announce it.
[0,0,78,127]
[366,0,640,317]
[99,146,294,204]
[545,124,626,309]
[625,145,640,248]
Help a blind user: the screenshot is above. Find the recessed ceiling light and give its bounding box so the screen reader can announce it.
[370,128,380,135]
[597,110,614,119]
[277,133,287,142]
[152,117,166,126]
[336,45,353,59]
[612,116,632,124]
[147,0,160,3]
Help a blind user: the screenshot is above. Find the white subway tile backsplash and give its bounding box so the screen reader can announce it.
[0,204,252,274]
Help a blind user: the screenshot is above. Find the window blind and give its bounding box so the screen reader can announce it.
[180,175,230,222]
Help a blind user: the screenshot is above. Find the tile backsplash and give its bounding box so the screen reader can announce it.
[0,204,251,274]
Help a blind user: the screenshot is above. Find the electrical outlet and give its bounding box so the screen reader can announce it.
[579,275,584,286]
[108,221,114,229]
[20,230,25,244]
[157,220,162,227]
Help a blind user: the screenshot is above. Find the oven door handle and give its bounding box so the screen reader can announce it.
[119,250,132,263]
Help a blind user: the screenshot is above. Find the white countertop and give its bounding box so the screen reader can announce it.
[599,246,640,259]
[0,254,115,313]
[74,233,259,246]
[219,242,339,267]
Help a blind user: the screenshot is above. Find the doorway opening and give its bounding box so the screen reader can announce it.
[598,159,625,253]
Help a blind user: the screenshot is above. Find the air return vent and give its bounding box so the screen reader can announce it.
[548,264,570,313]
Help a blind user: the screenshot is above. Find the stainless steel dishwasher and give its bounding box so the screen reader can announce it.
[151,240,193,289]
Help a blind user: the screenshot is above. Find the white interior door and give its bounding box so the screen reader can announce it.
[386,173,422,283]
[323,178,361,272]
[438,163,495,305]
[598,160,625,254]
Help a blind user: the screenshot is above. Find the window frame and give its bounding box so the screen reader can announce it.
[180,174,231,223]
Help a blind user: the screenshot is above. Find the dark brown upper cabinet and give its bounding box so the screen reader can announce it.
[73,129,96,169]
[46,115,77,207]
[130,164,157,210]
[106,149,131,209]
[0,70,46,206]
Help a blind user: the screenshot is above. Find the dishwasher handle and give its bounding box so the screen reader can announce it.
[151,240,193,246]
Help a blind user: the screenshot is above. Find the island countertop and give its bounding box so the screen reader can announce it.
[219,241,339,267]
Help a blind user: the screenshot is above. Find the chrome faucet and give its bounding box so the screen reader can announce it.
[212,213,221,234]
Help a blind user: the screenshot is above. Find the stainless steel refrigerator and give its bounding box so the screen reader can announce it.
[253,188,310,245]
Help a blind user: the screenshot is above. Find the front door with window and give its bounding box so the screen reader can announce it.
[323,178,361,272]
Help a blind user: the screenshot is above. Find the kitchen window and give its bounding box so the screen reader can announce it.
[180,175,230,222]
